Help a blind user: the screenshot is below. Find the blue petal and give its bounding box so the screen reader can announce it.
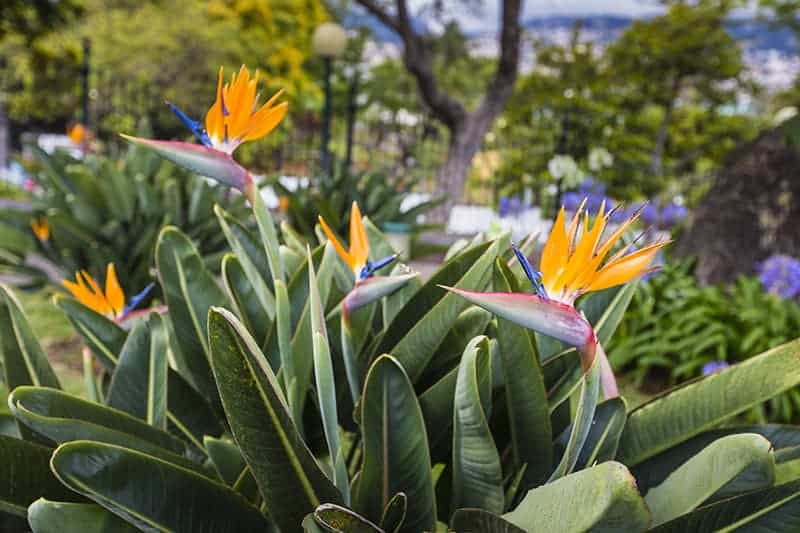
[167,102,213,147]
[120,282,155,319]
[359,254,397,280]
[512,244,548,298]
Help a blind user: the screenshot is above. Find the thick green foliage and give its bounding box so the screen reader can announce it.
[1,201,800,532]
[0,141,249,291]
[270,169,441,244]
[610,259,800,422]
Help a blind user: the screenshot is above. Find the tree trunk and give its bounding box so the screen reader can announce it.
[433,106,503,222]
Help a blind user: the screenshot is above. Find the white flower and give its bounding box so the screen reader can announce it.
[547,154,578,180]
[773,106,798,126]
[588,147,614,172]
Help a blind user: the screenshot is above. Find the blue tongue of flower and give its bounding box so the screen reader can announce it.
[167,102,213,148]
[359,254,398,280]
[512,244,548,299]
[120,282,156,319]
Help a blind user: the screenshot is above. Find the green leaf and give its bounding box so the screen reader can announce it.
[313,504,383,532]
[632,424,800,493]
[549,359,601,481]
[450,509,526,533]
[275,277,298,421]
[493,259,552,487]
[216,205,276,322]
[374,242,493,359]
[221,253,271,346]
[106,314,168,429]
[0,284,60,390]
[452,336,504,513]
[204,436,246,486]
[380,492,407,533]
[503,462,649,532]
[618,339,800,466]
[578,282,638,346]
[208,307,342,532]
[51,441,269,532]
[28,499,138,533]
[81,350,101,403]
[57,296,224,445]
[290,242,339,418]
[0,435,82,517]
[578,397,627,467]
[648,480,800,532]
[8,387,205,474]
[156,226,229,412]
[644,433,774,526]
[55,295,126,372]
[386,238,505,382]
[309,250,349,501]
[252,187,285,283]
[419,366,458,453]
[356,355,436,532]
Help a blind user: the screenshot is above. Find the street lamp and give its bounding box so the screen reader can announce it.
[312,22,347,177]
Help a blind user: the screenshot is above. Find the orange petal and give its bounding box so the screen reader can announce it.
[104,263,125,317]
[540,207,567,283]
[205,67,225,141]
[587,241,666,292]
[319,215,354,269]
[243,101,288,141]
[349,202,369,267]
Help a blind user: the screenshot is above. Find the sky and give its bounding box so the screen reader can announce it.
[427,0,757,32]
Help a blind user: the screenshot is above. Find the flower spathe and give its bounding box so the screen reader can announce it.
[62,263,153,321]
[30,217,49,242]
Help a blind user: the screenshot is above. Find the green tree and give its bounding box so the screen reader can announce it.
[0,0,328,171]
[354,0,524,218]
[607,0,745,177]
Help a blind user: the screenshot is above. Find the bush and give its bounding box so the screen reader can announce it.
[271,169,441,244]
[609,258,800,421]
[0,141,250,291]
[2,201,800,531]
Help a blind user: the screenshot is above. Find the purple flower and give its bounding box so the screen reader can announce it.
[702,360,730,375]
[509,196,522,215]
[562,192,583,212]
[578,177,606,195]
[758,255,800,299]
[660,202,688,227]
[498,197,510,218]
[640,203,659,226]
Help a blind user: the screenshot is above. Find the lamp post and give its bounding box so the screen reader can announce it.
[312,22,347,177]
[81,38,91,127]
[343,64,361,174]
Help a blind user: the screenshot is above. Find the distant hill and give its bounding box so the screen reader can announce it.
[347,10,796,55]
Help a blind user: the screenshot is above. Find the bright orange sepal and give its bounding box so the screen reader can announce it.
[540,201,668,304]
[62,263,125,318]
[30,217,49,242]
[205,65,288,153]
[319,202,369,275]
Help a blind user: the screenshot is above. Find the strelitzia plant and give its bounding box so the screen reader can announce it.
[319,201,418,403]
[446,200,667,398]
[122,65,287,202]
[62,262,154,323]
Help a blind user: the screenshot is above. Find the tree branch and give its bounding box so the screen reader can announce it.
[355,0,467,129]
[479,0,523,116]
